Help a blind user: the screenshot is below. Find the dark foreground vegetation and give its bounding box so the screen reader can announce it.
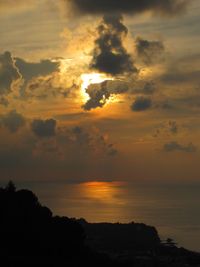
[0,181,200,267]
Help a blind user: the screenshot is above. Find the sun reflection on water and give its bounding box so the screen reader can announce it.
[80,181,126,204]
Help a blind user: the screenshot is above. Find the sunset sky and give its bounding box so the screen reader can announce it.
[1,0,200,184]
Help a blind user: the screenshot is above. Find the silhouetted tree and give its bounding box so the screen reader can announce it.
[165,238,177,247]
[5,180,16,193]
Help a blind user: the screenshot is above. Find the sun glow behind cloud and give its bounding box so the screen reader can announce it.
[80,73,114,102]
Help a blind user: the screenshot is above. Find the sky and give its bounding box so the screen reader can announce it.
[1,0,200,185]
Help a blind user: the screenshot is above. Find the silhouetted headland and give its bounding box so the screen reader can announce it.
[1,181,200,267]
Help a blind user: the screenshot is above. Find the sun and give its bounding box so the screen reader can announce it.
[80,73,114,102]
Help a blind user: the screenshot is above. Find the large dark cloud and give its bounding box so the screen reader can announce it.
[0,110,25,133]
[67,0,188,15]
[90,15,137,75]
[83,80,129,110]
[31,119,57,138]
[135,38,165,65]
[82,79,157,111]
[131,96,152,112]
[163,141,197,153]
[0,52,21,95]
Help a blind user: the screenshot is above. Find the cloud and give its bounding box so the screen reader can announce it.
[90,15,137,75]
[31,119,57,138]
[0,52,60,100]
[82,79,157,111]
[14,57,60,97]
[83,80,129,110]
[0,110,25,133]
[15,58,59,82]
[0,122,118,182]
[25,73,73,100]
[135,38,165,65]
[153,121,178,138]
[67,126,118,156]
[33,124,118,159]
[163,141,197,153]
[66,0,188,16]
[13,56,79,100]
[159,53,200,86]
[131,82,156,95]
[0,51,21,95]
[131,96,152,112]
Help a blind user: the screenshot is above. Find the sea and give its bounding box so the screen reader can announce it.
[11,180,200,252]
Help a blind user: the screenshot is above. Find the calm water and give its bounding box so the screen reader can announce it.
[17,181,200,252]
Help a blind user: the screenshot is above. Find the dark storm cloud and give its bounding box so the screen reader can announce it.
[0,51,21,95]
[31,119,57,138]
[163,141,197,153]
[90,15,137,75]
[83,80,129,110]
[0,110,25,133]
[131,96,152,112]
[67,0,188,16]
[135,38,165,65]
[15,58,59,82]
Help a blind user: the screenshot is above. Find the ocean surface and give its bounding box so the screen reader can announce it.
[15,181,200,252]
